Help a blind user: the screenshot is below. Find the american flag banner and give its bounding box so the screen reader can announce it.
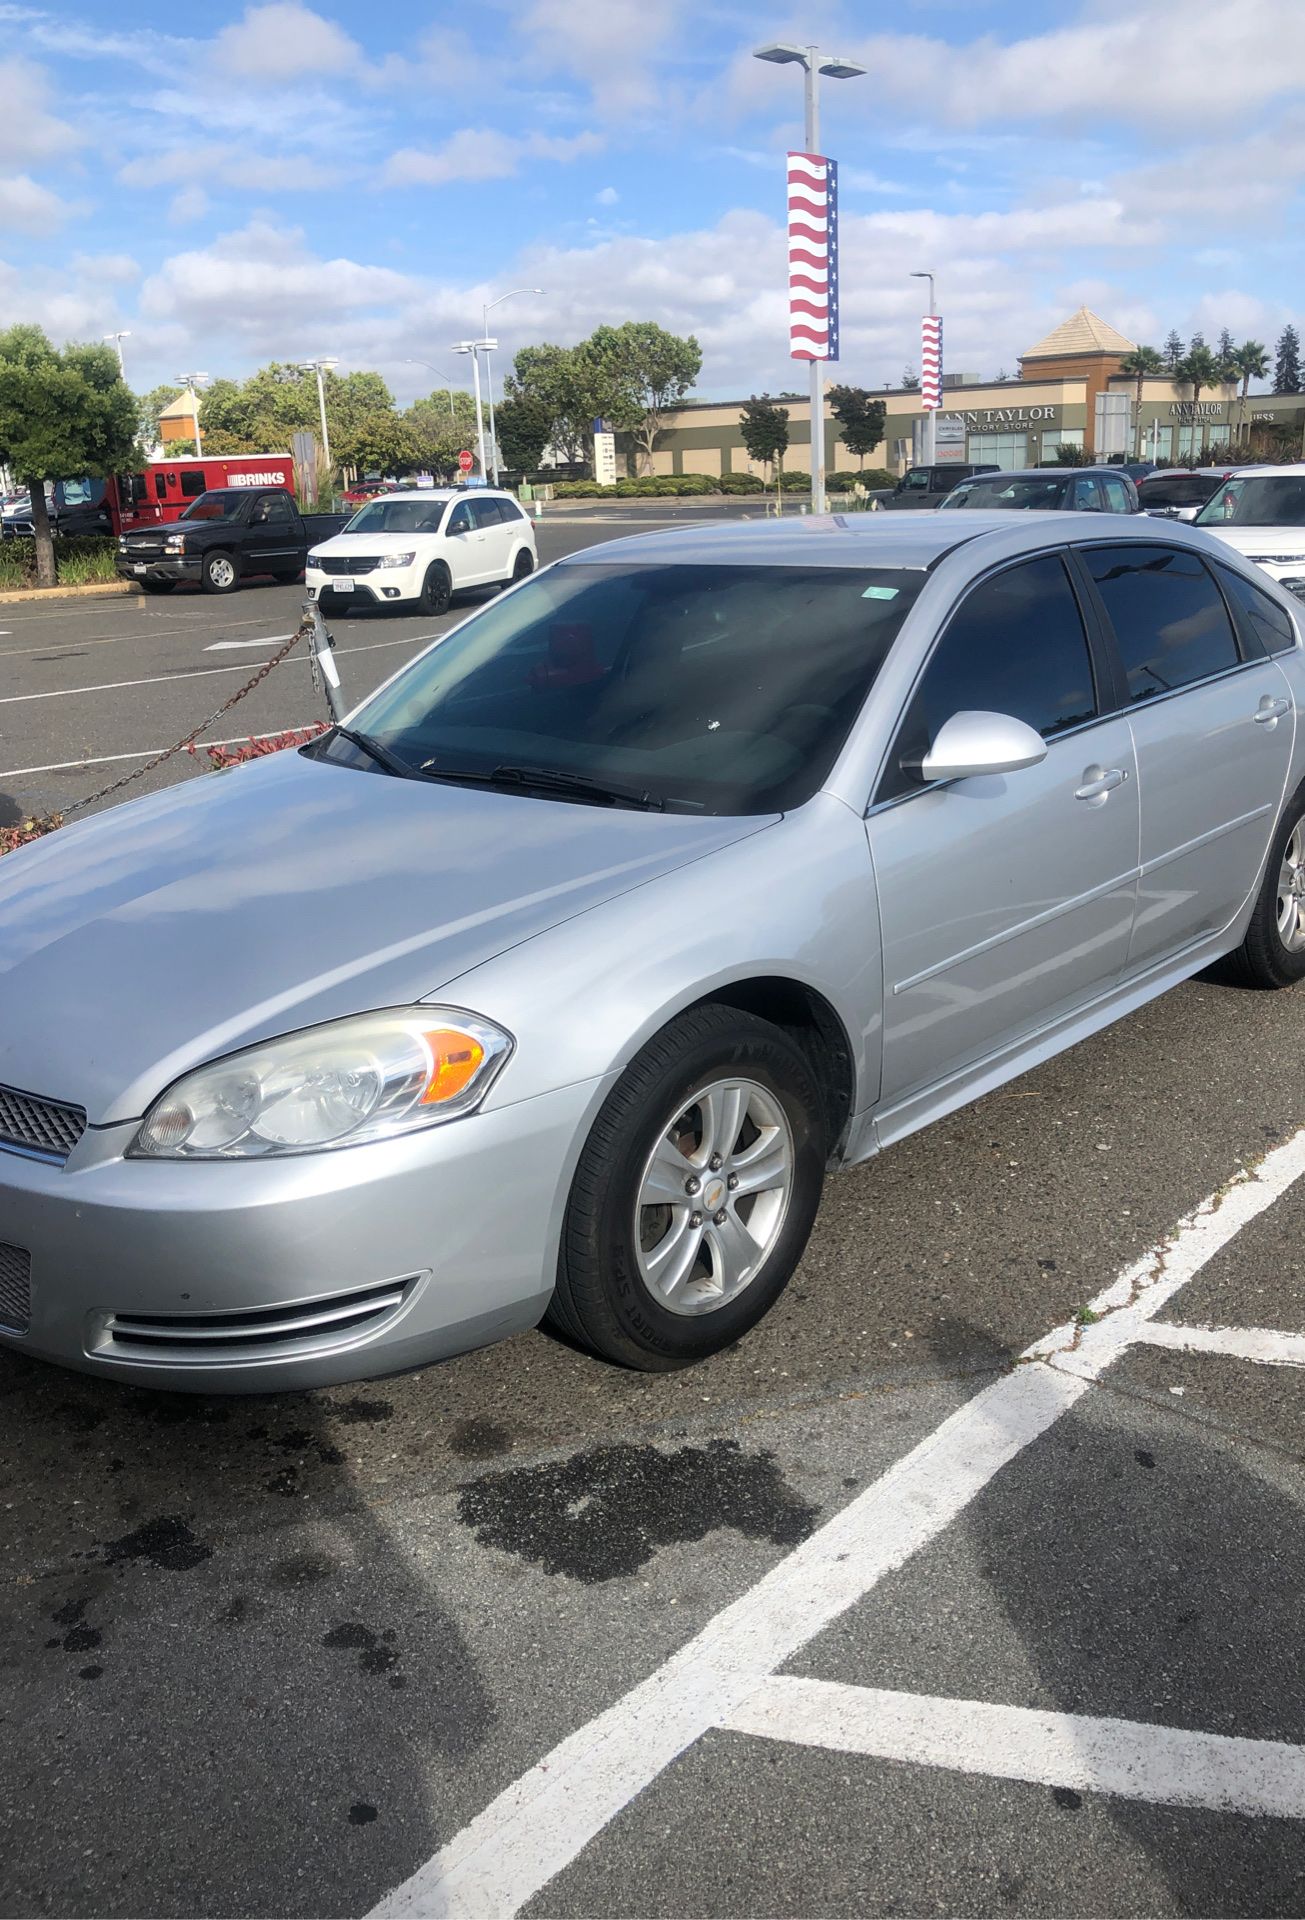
[787,151,839,361]
[921,313,943,409]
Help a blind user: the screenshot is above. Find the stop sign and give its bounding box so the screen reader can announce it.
[457,450,474,473]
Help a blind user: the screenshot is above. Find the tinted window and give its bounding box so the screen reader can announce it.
[1070,475,1104,511]
[335,562,923,816]
[154,472,169,499]
[940,474,1070,511]
[470,498,505,528]
[1196,475,1305,527]
[881,554,1097,802]
[179,471,208,498]
[180,489,246,520]
[1216,563,1297,656]
[446,502,473,534]
[497,497,525,522]
[1138,475,1218,509]
[344,498,447,533]
[1086,545,1240,700]
[1101,475,1133,514]
[255,492,293,522]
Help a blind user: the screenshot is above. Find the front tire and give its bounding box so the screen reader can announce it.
[419,560,452,616]
[1225,783,1305,988]
[548,1004,826,1369]
[201,550,238,594]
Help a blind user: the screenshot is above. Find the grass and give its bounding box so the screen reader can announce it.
[0,534,119,590]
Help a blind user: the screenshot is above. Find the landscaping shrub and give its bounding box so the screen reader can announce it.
[198,727,327,770]
[828,468,897,493]
[719,472,765,493]
[0,534,118,590]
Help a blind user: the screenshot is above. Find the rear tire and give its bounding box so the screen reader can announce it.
[419,560,452,617]
[201,550,238,594]
[511,547,534,581]
[548,1003,826,1370]
[1223,782,1305,988]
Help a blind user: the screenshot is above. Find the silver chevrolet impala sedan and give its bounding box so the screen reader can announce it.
[2,513,1303,1391]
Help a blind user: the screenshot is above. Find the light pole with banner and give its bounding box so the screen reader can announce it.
[481,289,543,486]
[753,41,865,516]
[912,271,941,466]
[175,372,209,456]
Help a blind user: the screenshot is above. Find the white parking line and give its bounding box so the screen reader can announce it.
[0,727,325,779]
[204,634,296,651]
[371,1125,1305,1920]
[723,1678,1305,1820]
[0,634,425,706]
[1133,1320,1305,1367]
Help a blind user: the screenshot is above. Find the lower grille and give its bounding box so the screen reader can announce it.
[0,1082,86,1162]
[0,1242,31,1335]
[101,1277,417,1361]
[316,555,381,576]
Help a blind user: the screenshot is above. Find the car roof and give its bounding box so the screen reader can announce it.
[954,466,1126,481]
[1220,463,1305,478]
[549,510,1230,575]
[347,487,516,501]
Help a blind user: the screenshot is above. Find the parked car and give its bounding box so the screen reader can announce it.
[306,488,537,615]
[115,487,347,594]
[1192,465,1305,598]
[343,478,398,506]
[2,477,113,539]
[2,513,1301,1393]
[939,467,1138,512]
[880,463,999,509]
[1137,469,1233,522]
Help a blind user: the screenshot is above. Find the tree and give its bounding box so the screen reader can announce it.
[1176,345,1221,458]
[1188,330,1206,353]
[1216,326,1235,363]
[584,321,701,475]
[1273,324,1302,394]
[1163,329,1185,371]
[494,392,553,474]
[1119,345,1164,455]
[1230,340,1269,442]
[0,326,136,587]
[827,384,887,467]
[505,343,601,467]
[198,363,398,468]
[403,391,482,478]
[333,408,413,477]
[738,394,789,505]
[900,365,920,391]
[1050,442,1091,466]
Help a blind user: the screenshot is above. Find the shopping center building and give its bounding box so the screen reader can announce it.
[630,309,1305,478]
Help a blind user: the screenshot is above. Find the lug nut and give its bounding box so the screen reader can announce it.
[713,1209,727,1226]
[727,1173,739,1191]
[689,1211,703,1229]
[708,1152,723,1171]
[685,1175,701,1196]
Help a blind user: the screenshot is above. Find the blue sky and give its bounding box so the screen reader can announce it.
[1,0,1304,403]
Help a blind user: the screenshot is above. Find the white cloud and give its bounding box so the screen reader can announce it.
[519,0,691,116]
[0,172,76,231]
[383,129,602,187]
[211,2,360,82]
[0,55,81,163]
[595,185,620,205]
[69,251,139,284]
[119,143,341,192]
[168,186,209,225]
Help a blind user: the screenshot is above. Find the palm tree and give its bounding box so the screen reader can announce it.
[1230,340,1269,446]
[1119,345,1164,456]
[1175,345,1221,463]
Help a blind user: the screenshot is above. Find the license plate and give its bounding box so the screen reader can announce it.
[333,578,354,593]
[132,564,147,574]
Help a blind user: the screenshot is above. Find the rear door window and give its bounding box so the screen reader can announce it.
[1084,544,1241,700]
[1101,474,1133,513]
[880,553,1098,803]
[1215,563,1298,656]
[470,498,505,528]
[1070,475,1105,511]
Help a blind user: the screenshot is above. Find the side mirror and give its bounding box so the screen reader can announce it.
[920,710,1048,783]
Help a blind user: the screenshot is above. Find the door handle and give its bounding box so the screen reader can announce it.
[1254,695,1291,726]
[1075,765,1128,803]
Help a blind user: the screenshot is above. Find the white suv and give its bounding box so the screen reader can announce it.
[306,488,538,614]
[1192,464,1305,597]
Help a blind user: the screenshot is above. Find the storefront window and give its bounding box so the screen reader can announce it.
[1040,429,1083,463]
[967,431,1030,471]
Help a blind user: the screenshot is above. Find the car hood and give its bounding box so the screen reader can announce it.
[0,749,773,1125]
[123,516,240,538]
[310,530,440,554]
[1199,526,1305,558]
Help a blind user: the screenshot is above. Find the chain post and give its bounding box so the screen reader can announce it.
[300,598,346,723]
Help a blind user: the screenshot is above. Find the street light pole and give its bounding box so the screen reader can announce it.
[481,288,544,486]
[911,271,937,466]
[103,331,131,377]
[175,372,209,455]
[299,357,338,469]
[753,43,865,517]
[404,361,458,420]
[454,342,490,479]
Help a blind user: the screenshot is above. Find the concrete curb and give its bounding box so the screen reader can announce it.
[0,580,139,605]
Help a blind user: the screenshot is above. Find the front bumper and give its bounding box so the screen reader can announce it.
[305,563,422,606]
[116,554,202,584]
[0,1078,604,1392]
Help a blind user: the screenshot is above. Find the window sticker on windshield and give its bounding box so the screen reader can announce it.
[862,585,899,600]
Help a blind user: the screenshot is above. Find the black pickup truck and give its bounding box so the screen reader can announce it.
[115,487,348,595]
[878,463,1000,509]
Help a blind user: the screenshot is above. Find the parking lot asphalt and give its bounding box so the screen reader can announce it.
[2,502,1305,1918]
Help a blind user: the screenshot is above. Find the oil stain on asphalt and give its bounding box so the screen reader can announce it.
[457,1439,820,1582]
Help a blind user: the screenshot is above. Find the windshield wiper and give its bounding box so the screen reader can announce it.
[329,725,417,779]
[418,759,665,810]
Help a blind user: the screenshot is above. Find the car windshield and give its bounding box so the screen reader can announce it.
[180,490,247,520]
[940,475,1069,510]
[1195,476,1305,527]
[1139,475,1219,508]
[344,498,449,533]
[324,561,923,814]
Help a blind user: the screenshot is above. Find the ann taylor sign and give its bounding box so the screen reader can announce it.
[1169,401,1226,420]
[949,405,1060,429]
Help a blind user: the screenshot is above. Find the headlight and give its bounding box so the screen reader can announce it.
[307,549,323,566]
[378,550,417,568]
[164,535,186,552]
[130,1008,512,1159]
